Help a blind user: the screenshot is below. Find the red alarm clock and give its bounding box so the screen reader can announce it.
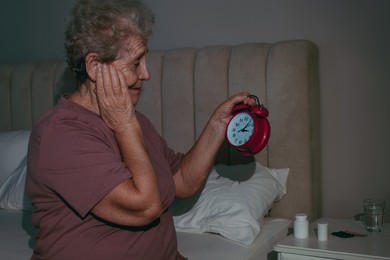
[225,95,270,155]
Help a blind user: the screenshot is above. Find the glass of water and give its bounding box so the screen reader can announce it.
[363,199,386,232]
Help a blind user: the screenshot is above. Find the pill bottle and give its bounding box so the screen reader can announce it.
[294,213,309,238]
[317,222,328,241]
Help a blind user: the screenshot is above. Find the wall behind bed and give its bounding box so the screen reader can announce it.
[0,0,389,222]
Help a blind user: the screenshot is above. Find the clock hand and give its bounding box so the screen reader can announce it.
[238,122,251,132]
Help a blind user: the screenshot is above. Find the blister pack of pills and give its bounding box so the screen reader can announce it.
[331,230,367,238]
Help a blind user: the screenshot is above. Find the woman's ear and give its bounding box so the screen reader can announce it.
[85,52,100,81]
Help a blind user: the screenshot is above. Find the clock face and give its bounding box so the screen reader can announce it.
[226,112,254,146]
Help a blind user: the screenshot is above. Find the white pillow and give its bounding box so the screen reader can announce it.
[0,130,32,210]
[0,130,31,184]
[0,155,33,210]
[170,162,289,246]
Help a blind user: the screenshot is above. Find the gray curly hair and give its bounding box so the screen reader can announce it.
[65,0,155,82]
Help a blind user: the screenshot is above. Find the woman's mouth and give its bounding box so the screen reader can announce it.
[129,87,141,93]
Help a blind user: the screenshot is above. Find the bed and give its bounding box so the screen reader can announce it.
[0,40,320,259]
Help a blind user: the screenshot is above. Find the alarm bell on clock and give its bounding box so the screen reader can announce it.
[225,95,270,155]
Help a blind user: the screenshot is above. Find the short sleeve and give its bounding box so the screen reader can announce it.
[136,112,183,175]
[38,118,130,218]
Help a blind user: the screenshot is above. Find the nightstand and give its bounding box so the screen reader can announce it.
[273,218,390,260]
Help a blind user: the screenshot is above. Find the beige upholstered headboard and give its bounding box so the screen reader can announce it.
[0,40,321,221]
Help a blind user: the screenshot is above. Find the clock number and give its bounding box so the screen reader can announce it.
[227,112,256,146]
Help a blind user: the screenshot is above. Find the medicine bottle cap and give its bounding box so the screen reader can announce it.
[295,213,308,221]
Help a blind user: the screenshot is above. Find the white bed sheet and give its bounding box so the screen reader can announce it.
[0,210,291,260]
[0,209,35,260]
[177,218,292,260]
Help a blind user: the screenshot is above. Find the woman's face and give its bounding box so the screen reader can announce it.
[110,35,150,105]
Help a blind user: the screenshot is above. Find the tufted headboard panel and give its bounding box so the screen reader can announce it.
[0,40,321,220]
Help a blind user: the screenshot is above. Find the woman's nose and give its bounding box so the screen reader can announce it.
[139,65,150,81]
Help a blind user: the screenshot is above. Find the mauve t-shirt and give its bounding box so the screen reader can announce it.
[26,96,185,260]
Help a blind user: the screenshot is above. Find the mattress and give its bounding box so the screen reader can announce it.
[0,209,291,260]
[0,209,35,260]
[177,218,292,260]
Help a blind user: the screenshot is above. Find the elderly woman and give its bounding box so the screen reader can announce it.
[26,0,254,259]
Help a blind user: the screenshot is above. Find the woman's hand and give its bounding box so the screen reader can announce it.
[210,92,257,130]
[95,63,135,131]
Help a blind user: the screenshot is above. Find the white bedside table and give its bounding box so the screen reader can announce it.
[273,218,390,260]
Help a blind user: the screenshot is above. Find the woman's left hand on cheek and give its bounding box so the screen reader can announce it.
[96,63,135,130]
